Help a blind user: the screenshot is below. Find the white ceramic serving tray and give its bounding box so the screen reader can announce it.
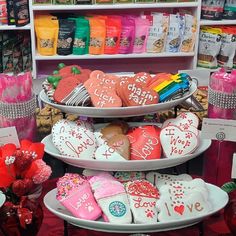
[39,82,197,118]
[43,184,228,233]
[41,122,211,171]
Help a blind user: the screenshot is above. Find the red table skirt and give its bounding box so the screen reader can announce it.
[37,179,233,236]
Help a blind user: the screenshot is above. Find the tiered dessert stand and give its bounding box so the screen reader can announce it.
[40,79,228,234]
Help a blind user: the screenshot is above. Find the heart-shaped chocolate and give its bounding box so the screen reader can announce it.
[162,112,199,135]
[127,126,162,160]
[52,120,97,159]
[118,82,159,106]
[160,125,199,158]
[107,134,130,160]
[53,76,90,106]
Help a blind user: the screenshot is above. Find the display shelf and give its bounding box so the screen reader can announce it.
[35,52,195,61]
[200,19,236,26]
[0,24,31,30]
[32,2,199,11]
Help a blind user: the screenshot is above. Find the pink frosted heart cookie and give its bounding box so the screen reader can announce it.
[52,120,97,159]
[160,125,199,158]
[145,172,192,189]
[125,180,159,224]
[56,173,102,220]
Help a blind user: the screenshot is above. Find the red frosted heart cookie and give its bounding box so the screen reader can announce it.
[53,77,90,106]
[127,125,162,160]
[88,85,122,108]
[118,82,159,106]
[134,72,152,86]
[58,65,82,77]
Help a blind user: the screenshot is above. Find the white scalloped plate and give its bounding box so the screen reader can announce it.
[0,191,6,208]
[41,122,211,171]
[39,82,197,118]
[44,184,228,233]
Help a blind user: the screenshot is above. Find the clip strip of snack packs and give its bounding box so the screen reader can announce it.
[55,171,211,224]
[34,12,196,56]
[42,63,192,108]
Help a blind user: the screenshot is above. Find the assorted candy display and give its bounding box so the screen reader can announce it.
[35,12,196,56]
[201,0,236,20]
[0,31,32,74]
[42,64,192,107]
[198,26,236,69]
[56,171,211,223]
[50,112,200,161]
[0,0,30,26]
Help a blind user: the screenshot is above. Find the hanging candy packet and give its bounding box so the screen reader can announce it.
[13,0,30,26]
[13,33,23,74]
[144,13,169,53]
[57,18,76,55]
[72,17,90,55]
[166,14,185,53]
[89,17,106,55]
[132,16,150,53]
[2,32,14,73]
[0,0,7,25]
[35,15,59,56]
[104,17,121,54]
[201,0,225,20]
[223,0,236,19]
[180,14,197,52]
[217,27,236,69]
[6,0,15,25]
[198,26,222,69]
[119,16,135,54]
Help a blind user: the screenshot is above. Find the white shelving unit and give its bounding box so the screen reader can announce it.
[28,0,236,78]
[0,24,31,30]
[29,0,201,78]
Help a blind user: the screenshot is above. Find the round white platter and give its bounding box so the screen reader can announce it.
[43,184,228,233]
[39,82,197,118]
[42,121,211,171]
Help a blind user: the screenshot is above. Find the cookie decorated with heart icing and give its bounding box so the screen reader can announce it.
[125,180,159,223]
[127,125,162,160]
[160,125,199,158]
[53,77,91,106]
[157,179,210,222]
[114,171,146,183]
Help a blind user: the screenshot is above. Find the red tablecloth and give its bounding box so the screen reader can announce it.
[37,179,233,236]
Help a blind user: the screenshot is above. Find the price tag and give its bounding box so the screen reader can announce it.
[232,153,236,179]
[201,118,236,142]
[0,127,20,148]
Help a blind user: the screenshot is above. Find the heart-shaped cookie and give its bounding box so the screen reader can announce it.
[162,112,199,135]
[107,134,130,160]
[127,126,162,160]
[53,77,90,106]
[118,82,159,106]
[87,85,122,108]
[133,72,152,86]
[52,120,97,159]
[160,125,199,158]
[95,144,127,161]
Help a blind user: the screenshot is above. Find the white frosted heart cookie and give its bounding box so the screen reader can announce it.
[52,119,97,159]
[145,172,192,189]
[157,179,211,222]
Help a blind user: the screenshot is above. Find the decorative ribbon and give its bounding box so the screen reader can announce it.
[0,96,37,119]
[208,87,236,109]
